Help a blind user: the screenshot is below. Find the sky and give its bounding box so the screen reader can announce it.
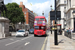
[4,0,54,22]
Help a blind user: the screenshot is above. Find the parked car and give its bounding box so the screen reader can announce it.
[16,29,28,37]
[29,29,34,34]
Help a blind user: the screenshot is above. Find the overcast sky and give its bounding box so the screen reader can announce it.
[4,0,54,22]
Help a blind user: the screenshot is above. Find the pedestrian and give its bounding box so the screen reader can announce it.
[50,27,52,34]
[17,29,19,31]
[59,29,62,35]
[51,29,52,34]
[68,28,71,37]
[27,28,29,31]
[68,28,71,32]
[66,29,68,32]
[71,28,74,33]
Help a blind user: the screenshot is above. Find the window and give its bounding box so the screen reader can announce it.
[64,13,66,17]
[69,0,71,8]
[64,7,66,10]
[18,30,25,32]
[73,10,75,13]
[40,18,44,21]
[25,16,26,17]
[35,18,39,21]
[64,0,66,4]
[41,26,45,29]
[34,26,39,29]
[25,12,26,14]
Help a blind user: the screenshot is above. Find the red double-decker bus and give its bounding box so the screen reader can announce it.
[34,16,47,36]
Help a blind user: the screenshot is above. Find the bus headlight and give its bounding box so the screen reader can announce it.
[43,21,45,25]
[34,21,37,23]
[34,21,37,25]
[41,27,44,29]
[43,21,45,23]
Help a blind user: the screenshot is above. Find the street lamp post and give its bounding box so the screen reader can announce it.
[50,5,52,34]
[50,5,52,11]
[72,12,75,32]
[42,11,44,16]
[54,0,58,45]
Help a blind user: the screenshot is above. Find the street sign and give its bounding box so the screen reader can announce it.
[50,11,61,20]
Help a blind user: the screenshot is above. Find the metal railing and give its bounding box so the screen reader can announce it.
[64,31,75,39]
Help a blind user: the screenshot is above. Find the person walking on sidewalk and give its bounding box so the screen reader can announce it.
[71,28,73,33]
[68,28,71,32]
[50,27,52,34]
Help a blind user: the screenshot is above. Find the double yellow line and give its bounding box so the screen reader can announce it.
[41,36,48,50]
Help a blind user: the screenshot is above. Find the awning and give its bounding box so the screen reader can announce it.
[57,24,61,26]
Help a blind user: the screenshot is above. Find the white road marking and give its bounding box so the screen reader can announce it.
[5,40,20,46]
[5,35,33,46]
[25,42,30,46]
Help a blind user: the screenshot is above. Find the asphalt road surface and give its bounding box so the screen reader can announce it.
[0,30,49,50]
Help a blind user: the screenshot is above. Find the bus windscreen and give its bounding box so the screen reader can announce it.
[34,26,39,29]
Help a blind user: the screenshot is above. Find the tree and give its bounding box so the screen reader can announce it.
[1,3,25,31]
[1,2,25,24]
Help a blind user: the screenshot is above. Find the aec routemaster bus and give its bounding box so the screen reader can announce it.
[34,16,47,36]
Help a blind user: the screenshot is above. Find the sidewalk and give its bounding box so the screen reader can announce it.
[46,31,75,50]
[0,34,5,40]
[0,32,15,40]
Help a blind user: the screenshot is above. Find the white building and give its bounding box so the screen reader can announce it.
[48,13,50,28]
[57,0,75,31]
[65,0,75,30]
[56,0,67,29]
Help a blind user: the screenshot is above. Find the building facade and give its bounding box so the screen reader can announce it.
[48,13,50,28]
[56,0,66,29]
[19,2,34,29]
[34,13,38,17]
[65,0,75,30]
[56,0,75,31]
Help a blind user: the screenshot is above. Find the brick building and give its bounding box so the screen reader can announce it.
[19,2,34,29]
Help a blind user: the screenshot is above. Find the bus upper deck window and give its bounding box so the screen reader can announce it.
[36,18,39,21]
[40,18,44,21]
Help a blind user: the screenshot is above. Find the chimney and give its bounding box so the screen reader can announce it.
[20,2,23,5]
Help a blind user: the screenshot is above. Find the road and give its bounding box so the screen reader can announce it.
[0,30,49,50]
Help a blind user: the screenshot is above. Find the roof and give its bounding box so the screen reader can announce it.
[35,16,45,18]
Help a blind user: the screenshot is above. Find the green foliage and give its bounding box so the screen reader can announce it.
[2,2,25,24]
